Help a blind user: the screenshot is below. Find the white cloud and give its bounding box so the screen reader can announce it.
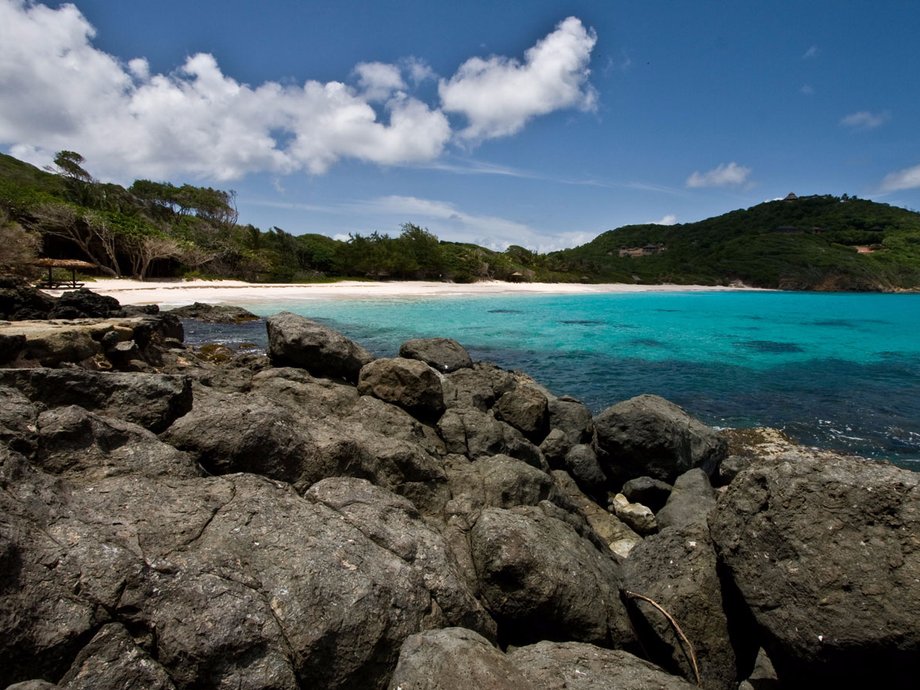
[840,110,889,130]
[803,45,819,59]
[686,162,751,189]
[800,84,815,96]
[651,214,678,225]
[0,2,599,183]
[438,16,597,141]
[879,163,920,192]
[354,62,405,101]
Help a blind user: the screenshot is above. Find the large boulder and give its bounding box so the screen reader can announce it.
[48,288,122,319]
[441,363,515,411]
[470,504,634,647]
[437,407,545,468]
[399,337,473,373]
[494,384,549,444]
[387,628,527,690]
[357,357,445,421]
[444,454,556,511]
[656,468,716,530]
[0,278,55,320]
[0,461,489,689]
[166,302,259,323]
[266,311,372,383]
[0,369,192,433]
[509,640,698,689]
[594,394,726,485]
[709,452,920,689]
[624,522,739,690]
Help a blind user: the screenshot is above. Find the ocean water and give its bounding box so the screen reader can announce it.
[182,291,920,469]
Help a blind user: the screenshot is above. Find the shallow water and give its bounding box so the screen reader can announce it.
[182,291,920,469]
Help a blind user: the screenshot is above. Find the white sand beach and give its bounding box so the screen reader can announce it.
[46,278,759,307]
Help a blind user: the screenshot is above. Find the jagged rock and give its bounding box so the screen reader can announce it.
[399,337,473,373]
[250,366,359,418]
[547,395,594,445]
[539,428,568,464]
[624,521,738,690]
[437,407,545,469]
[167,302,259,323]
[622,476,674,513]
[48,288,122,319]
[36,406,201,481]
[470,504,634,647]
[388,628,527,690]
[709,452,920,689]
[738,648,779,690]
[441,363,515,411]
[266,311,372,383]
[594,394,726,485]
[305,478,495,639]
[612,493,658,536]
[344,394,446,458]
[0,463,488,689]
[552,471,642,559]
[0,278,55,320]
[508,640,698,689]
[0,369,192,433]
[357,357,445,421]
[445,453,556,510]
[58,623,176,690]
[561,443,607,498]
[494,384,549,443]
[0,385,39,455]
[656,468,716,530]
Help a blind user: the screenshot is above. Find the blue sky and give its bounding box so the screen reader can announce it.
[2,0,919,250]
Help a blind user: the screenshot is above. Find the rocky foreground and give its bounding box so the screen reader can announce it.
[0,285,918,690]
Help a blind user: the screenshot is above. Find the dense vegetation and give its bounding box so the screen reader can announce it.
[552,194,920,290]
[0,151,569,284]
[2,151,920,290]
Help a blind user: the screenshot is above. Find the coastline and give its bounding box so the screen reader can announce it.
[45,278,764,306]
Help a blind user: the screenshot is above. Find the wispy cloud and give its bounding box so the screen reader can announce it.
[800,84,815,96]
[686,162,751,189]
[358,195,587,251]
[879,163,920,193]
[803,45,819,59]
[840,110,889,130]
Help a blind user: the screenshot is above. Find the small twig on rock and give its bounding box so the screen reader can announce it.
[624,590,702,687]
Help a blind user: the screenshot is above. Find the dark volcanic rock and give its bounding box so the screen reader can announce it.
[470,504,634,647]
[266,311,372,383]
[167,301,259,323]
[594,394,726,485]
[437,407,545,468]
[357,357,445,421]
[509,640,698,689]
[58,623,176,690]
[388,627,527,690]
[441,363,515,411]
[0,385,39,455]
[494,384,549,444]
[0,369,192,432]
[622,475,674,513]
[656,468,716,530]
[561,443,607,498]
[48,288,122,319]
[399,337,472,373]
[624,521,738,690]
[547,395,594,445]
[36,406,201,481]
[709,453,920,689]
[0,278,55,320]
[444,453,556,510]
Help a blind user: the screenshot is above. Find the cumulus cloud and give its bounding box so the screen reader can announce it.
[0,1,598,182]
[840,110,889,130]
[686,162,751,189]
[651,214,678,225]
[879,163,920,193]
[438,16,598,141]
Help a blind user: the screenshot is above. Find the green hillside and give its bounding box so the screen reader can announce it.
[553,195,920,291]
[2,149,920,290]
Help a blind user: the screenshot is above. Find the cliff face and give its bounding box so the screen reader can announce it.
[1,291,918,689]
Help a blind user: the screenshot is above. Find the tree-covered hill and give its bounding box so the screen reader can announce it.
[3,150,920,290]
[552,194,920,291]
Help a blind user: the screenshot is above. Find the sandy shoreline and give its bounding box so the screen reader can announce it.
[43,278,760,306]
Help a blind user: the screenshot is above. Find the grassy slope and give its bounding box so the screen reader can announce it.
[553,195,920,290]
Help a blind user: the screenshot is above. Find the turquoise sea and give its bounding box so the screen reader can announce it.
[183,291,920,469]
